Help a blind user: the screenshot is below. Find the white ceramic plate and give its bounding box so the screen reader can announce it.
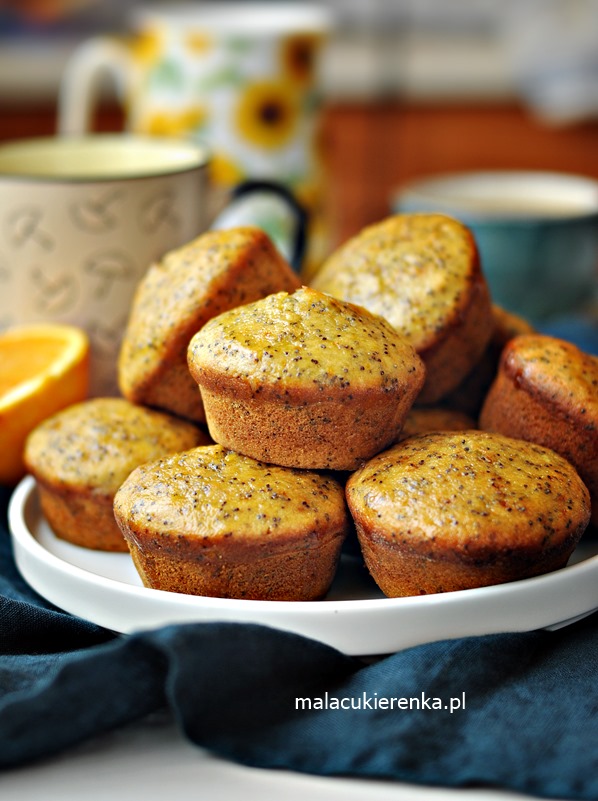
[9,476,598,656]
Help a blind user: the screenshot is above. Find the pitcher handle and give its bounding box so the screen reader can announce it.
[58,42,309,272]
[58,37,131,135]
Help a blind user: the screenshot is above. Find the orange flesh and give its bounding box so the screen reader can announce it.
[0,338,67,395]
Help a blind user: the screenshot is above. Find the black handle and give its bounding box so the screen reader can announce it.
[229,179,309,273]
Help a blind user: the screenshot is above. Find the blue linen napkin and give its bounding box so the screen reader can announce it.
[1,485,598,800]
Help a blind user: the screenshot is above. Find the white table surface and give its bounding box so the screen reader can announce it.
[2,711,571,801]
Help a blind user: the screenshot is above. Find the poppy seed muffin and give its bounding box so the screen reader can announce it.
[187,286,426,471]
[480,334,598,525]
[25,397,209,551]
[311,213,494,404]
[113,444,349,600]
[346,430,590,597]
[441,304,535,417]
[396,406,476,442]
[118,227,300,424]
[491,304,536,345]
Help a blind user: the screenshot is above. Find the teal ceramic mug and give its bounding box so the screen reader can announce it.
[393,170,598,324]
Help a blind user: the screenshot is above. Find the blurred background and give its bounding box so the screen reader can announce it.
[2,0,598,249]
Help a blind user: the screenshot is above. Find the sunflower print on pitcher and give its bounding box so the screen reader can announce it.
[130,25,164,64]
[235,79,301,149]
[122,19,329,269]
[141,105,208,137]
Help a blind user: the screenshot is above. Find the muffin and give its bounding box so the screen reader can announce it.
[491,304,536,345]
[480,334,598,525]
[113,444,349,600]
[25,397,209,551]
[118,227,301,424]
[346,430,590,597]
[187,286,426,471]
[396,407,476,441]
[311,213,494,404]
[441,304,535,417]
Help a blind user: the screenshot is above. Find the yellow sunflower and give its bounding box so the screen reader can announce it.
[131,26,164,65]
[184,31,212,55]
[235,80,300,149]
[141,105,208,137]
[209,152,246,187]
[280,33,322,86]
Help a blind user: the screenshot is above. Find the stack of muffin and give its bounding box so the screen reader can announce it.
[25,215,597,600]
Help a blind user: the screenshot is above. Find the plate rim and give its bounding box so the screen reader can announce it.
[9,476,598,654]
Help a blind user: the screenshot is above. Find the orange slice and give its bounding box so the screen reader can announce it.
[0,323,90,485]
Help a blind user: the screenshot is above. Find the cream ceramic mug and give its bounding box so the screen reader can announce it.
[0,134,305,396]
[58,2,332,276]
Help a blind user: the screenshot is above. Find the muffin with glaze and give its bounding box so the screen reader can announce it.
[311,213,493,404]
[187,286,426,471]
[346,430,590,596]
[114,444,349,600]
[480,334,598,525]
[25,397,209,551]
[118,227,300,424]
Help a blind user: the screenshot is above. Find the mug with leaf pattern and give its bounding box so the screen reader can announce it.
[0,135,306,396]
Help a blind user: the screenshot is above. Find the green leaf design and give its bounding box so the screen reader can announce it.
[225,37,254,54]
[196,66,244,92]
[286,173,309,187]
[303,90,323,114]
[147,59,185,91]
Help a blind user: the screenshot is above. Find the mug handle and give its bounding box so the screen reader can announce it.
[212,180,309,273]
[58,37,131,135]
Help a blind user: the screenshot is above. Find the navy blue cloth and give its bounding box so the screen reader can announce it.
[1,486,598,799]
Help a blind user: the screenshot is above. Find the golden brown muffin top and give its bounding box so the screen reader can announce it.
[128,226,298,333]
[501,334,598,421]
[188,285,425,400]
[118,227,299,389]
[311,213,481,352]
[346,430,590,556]
[114,444,348,545]
[25,397,208,492]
